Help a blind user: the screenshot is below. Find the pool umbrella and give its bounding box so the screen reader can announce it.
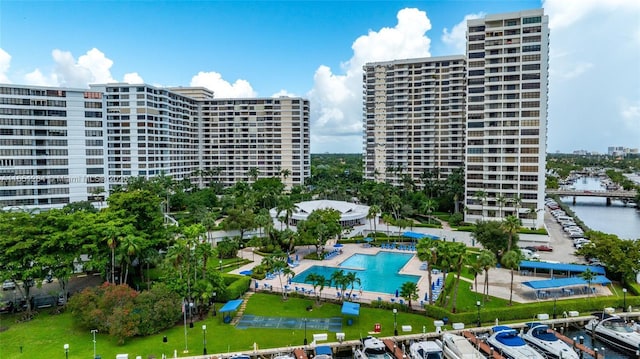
[334,243,343,248]
[424,292,428,301]
[395,289,399,298]
[295,254,299,261]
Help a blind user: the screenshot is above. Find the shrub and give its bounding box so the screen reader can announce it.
[449,213,464,226]
[220,274,251,301]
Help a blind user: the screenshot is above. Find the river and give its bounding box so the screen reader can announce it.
[559,177,640,240]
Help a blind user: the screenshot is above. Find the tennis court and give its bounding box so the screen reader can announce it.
[235,315,343,332]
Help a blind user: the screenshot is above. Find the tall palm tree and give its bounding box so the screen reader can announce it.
[501,250,522,306]
[580,268,596,299]
[422,198,438,224]
[447,242,467,313]
[511,195,523,219]
[502,215,521,252]
[474,190,488,221]
[416,238,439,305]
[305,273,327,305]
[496,194,507,219]
[477,250,497,301]
[330,270,350,301]
[399,281,419,308]
[119,233,141,285]
[276,195,296,230]
[344,271,361,298]
[367,204,381,239]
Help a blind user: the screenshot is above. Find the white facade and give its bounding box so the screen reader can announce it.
[363,56,467,185]
[0,85,107,210]
[464,9,549,227]
[270,200,370,228]
[1,84,311,210]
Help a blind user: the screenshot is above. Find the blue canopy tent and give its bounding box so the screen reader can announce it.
[341,301,360,326]
[219,299,243,323]
[523,276,612,298]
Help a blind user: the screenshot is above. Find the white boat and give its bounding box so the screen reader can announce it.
[409,340,443,359]
[486,326,545,359]
[521,323,579,359]
[585,312,640,353]
[440,333,486,359]
[272,353,296,359]
[354,336,394,359]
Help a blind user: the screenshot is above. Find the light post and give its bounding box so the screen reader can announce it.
[63,344,69,359]
[553,295,558,319]
[219,259,222,271]
[202,324,207,355]
[252,248,255,261]
[303,318,308,345]
[393,308,398,336]
[476,301,481,327]
[212,291,217,316]
[623,288,627,312]
[91,329,98,359]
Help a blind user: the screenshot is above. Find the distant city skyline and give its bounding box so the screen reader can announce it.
[1,0,638,154]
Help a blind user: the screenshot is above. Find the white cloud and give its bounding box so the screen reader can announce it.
[308,8,433,153]
[545,0,640,152]
[123,72,144,84]
[190,71,257,98]
[24,68,57,87]
[442,13,484,54]
[271,89,297,98]
[0,48,11,83]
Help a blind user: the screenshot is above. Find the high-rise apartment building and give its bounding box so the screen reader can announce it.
[464,9,549,228]
[363,56,467,185]
[0,84,310,210]
[0,85,108,210]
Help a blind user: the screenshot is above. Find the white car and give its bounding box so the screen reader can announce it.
[2,280,16,291]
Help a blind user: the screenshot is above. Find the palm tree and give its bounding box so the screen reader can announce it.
[330,270,350,301]
[422,198,438,224]
[474,190,488,221]
[119,233,142,285]
[276,195,296,230]
[382,213,394,237]
[399,281,419,308]
[496,194,507,219]
[305,273,327,305]
[344,271,361,298]
[247,167,260,182]
[280,168,291,182]
[580,268,596,299]
[416,238,439,305]
[367,204,381,240]
[502,215,521,252]
[501,250,522,306]
[511,195,523,219]
[477,250,496,301]
[447,242,467,313]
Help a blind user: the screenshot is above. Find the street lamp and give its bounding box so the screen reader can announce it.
[91,329,98,359]
[212,291,217,316]
[303,318,308,345]
[202,324,207,355]
[63,344,69,359]
[476,301,481,327]
[219,259,222,271]
[623,288,628,312]
[393,308,398,336]
[553,295,558,319]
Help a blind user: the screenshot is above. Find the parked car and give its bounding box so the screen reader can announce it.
[535,245,553,252]
[0,300,14,313]
[2,280,16,291]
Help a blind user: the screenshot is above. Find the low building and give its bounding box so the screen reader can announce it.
[270,200,370,228]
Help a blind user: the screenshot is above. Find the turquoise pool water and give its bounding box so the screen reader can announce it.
[291,252,419,294]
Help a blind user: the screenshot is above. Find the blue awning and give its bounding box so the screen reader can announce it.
[519,261,606,275]
[523,276,611,290]
[219,299,243,313]
[341,301,360,316]
[315,346,332,356]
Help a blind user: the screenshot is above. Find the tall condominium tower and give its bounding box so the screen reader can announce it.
[0,84,310,210]
[464,9,549,228]
[363,56,467,186]
[198,97,310,189]
[0,85,108,210]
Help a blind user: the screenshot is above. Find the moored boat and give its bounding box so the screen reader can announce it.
[584,312,640,353]
[354,336,393,359]
[486,326,545,359]
[521,323,579,359]
[408,340,443,359]
[440,333,486,359]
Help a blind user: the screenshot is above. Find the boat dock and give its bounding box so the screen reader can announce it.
[552,330,596,357]
[292,348,307,359]
[382,338,405,359]
[461,331,505,359]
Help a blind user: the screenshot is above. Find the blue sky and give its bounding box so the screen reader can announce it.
[1,0,639,154]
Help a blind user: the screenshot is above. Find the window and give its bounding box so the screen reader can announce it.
[523,16,542,24]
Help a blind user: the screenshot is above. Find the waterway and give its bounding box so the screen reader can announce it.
[564,327,631,359]
[559,177,640,240]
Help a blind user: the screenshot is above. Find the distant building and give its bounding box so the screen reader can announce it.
[270,200,370,228]
[608,146,639,157]
[0,83,310,210]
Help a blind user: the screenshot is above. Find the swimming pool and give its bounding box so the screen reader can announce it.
[291,252,419,294]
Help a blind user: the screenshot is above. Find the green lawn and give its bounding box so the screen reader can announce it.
[0,294,445,359]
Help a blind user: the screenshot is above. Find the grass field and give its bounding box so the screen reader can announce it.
[0,293,453,359]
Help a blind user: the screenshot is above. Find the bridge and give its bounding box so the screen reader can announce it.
[546,189,637,205]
